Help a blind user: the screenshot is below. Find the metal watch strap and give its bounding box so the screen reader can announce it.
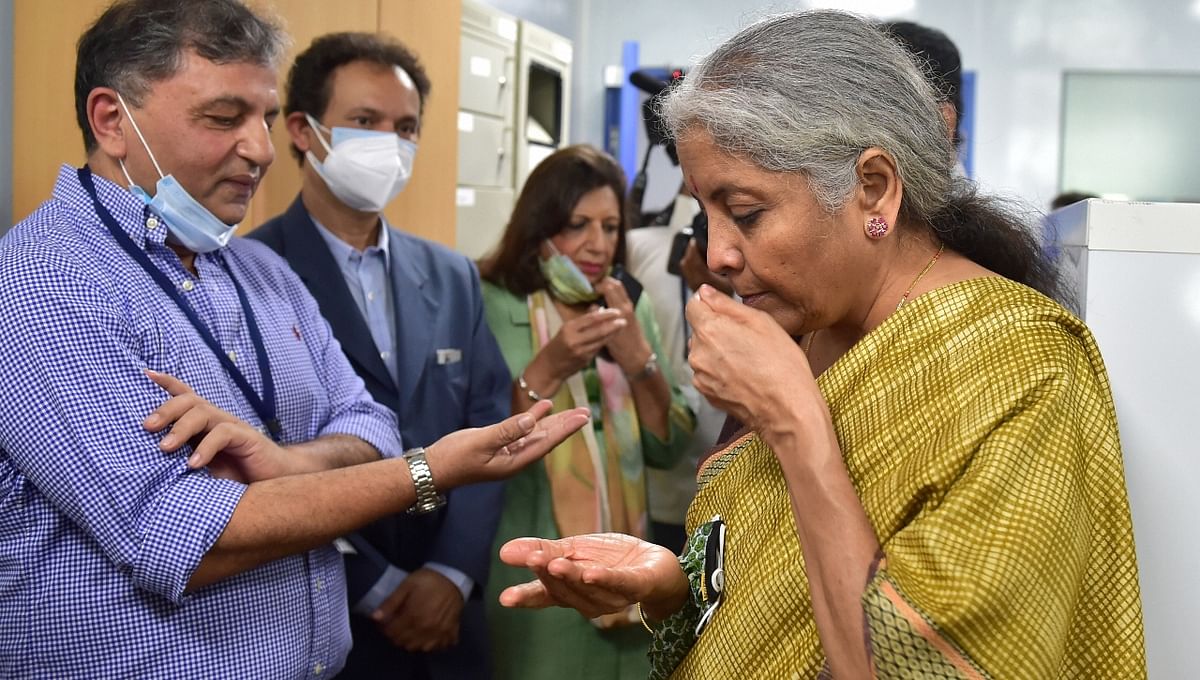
[627,352,659,382]
[403,447,445,514]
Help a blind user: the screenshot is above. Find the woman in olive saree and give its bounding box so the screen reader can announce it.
[649,277,1143,679]
[495,10,1145,679]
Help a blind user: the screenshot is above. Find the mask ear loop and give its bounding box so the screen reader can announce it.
[116,93,165,181]
[304,113,335,155]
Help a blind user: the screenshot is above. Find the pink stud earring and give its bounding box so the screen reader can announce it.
[865,216,889,239]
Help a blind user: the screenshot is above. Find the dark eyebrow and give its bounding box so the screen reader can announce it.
[193,96,280,119]
[347,108,419,127]
[193,96,251,113]
[708,184,768,204]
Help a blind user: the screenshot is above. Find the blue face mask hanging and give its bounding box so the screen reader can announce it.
[117,94,238,253]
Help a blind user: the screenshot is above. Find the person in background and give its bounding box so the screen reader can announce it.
[0,1,587,676]
[1051,191,1098,210]
[882,20,966,170]
[626,187,728,552]
[477,144,694,680]
[497,11,1145,679]
[251,32,510,679]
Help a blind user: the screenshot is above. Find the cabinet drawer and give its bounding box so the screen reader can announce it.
[455,186,514,260]
[459,33,514,120]
[457,112,512,188]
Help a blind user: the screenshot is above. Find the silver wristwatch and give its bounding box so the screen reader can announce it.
[627,351,659,382]
[403,447,446,515]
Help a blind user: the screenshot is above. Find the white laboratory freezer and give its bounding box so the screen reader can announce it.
[1049,199,1200,678]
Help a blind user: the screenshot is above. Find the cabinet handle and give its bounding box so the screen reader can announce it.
[498,75,508,87]
[497,147,506,158]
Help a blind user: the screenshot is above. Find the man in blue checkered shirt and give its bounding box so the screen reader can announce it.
[0,1,588,677]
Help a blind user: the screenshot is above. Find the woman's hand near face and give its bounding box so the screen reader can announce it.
[524,306,626,395]
[686,284,823,438]
[595,277,653,373]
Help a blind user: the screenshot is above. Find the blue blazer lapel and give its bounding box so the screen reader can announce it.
[278,199,399,400]
[388,228,438,416]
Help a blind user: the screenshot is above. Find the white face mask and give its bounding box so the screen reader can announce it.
[305,114,416,213]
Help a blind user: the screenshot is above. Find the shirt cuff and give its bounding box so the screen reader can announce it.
[132,469,246,604]
[352,564,410,616]
[425,562,474,601]
[319,405,404,460]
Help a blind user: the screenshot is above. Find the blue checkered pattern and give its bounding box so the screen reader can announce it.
[0,166,404,678]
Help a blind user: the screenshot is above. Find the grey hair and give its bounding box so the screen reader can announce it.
[662,9,1070,304]
[75,0,289,152]
[661,10,954,223]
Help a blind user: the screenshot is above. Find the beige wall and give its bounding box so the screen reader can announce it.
[11,1,105,224]
[11,0,461,247]
[378,1,461,246]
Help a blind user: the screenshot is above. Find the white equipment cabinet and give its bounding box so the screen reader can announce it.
[513,20,572,193]
[455,1,572,260]
[1049,199,1200,679]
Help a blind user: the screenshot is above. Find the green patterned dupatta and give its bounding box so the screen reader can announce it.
[527,291,648,541]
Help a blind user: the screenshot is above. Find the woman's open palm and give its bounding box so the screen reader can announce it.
[498,533,687,620]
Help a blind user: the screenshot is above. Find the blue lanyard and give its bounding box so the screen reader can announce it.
[77,167,282,442]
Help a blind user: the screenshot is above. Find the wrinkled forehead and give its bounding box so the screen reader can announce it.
[145,52,280,111]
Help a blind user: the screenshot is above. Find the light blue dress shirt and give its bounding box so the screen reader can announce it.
[310,217,474,603]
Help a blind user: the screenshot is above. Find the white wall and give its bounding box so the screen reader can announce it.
[569,0,1200,210]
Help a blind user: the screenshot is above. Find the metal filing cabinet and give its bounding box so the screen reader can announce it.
[454,2,574,260]
[456,1,517,260]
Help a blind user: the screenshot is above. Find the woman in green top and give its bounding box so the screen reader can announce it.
[477,144,694,680]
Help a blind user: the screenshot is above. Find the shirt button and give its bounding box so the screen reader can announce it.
[226,350,237,363]
[314,577,324,591]
[181,279,195,292]
[314,662,325,675]
[146,217,159,230]
[367,291,376,302]
[380,351,390,361]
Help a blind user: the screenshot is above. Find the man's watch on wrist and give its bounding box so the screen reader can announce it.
[403,447,446,515]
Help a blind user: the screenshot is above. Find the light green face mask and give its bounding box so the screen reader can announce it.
[539,241,609,304]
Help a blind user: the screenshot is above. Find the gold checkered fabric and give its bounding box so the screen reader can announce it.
[666,277,1146,679]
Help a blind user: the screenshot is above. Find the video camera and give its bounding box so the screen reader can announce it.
[628,68,708,274]
[665,213,708,277]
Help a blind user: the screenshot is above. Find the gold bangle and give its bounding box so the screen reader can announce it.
[637,601,655,634]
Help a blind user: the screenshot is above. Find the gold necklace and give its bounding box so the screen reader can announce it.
[803,242,946,356]
[896,241,945,311]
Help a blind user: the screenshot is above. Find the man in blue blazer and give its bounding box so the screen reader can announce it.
[251,33,510,679]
